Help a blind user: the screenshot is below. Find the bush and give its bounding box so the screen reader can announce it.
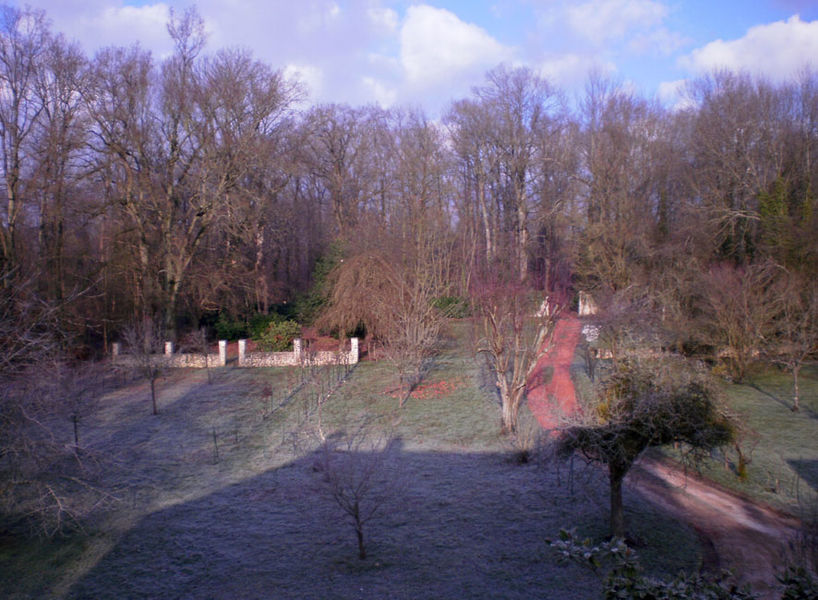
[248,313,283,339]
[214,313,247,341]
[253,320,301,352]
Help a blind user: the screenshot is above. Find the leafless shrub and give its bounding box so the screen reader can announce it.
[181,327,214,384]
[121,318,165,415]
[698,261,785,382]
[314,425,402,560]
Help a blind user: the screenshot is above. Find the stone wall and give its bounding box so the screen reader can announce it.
[112,337,360,369]
[112,340,227,368]
[238,338,359,368]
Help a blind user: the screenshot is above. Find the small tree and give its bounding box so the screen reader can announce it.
[699,262,784,382]
[56,361,105,449]
[122,318,165,415]
[770,274,818,412]
[472,272,561,433]
[315,428,399,560]
[182,327,214,384]
[558,357,734,539]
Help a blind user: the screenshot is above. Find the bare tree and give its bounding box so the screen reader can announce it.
[557,357,734,540]
[315,427,400,560]
[121,318,165,415]
[318,225,453,406]
[0,270,113,536]
[770,273,818,411]
[698,261,785,382]
[0,5,50,274]
[471,268,561,433]
[181,327,214,384]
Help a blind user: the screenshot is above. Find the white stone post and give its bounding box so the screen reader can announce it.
[238,339,246,367]
[112,342,121,362]
[165,341,173,355]
[218,340,227,366]
[350,337,359,364]
[293,338,302,365]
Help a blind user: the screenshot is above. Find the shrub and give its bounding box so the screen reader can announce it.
[213,313,247,341]
[253,320,301,351]
[248,313,283,339]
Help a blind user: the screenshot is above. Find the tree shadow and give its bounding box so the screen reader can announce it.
[787,459,818,492]
[748,382,792,411]
[61,443,692,600]
[749,382,818,419]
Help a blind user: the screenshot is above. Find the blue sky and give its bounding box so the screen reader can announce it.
[13,1,818,114]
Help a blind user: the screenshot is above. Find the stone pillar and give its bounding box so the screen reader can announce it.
[238,339,246,367]
[218,340,227,366]
[350,337,359,364]
[165,341,173,355]
[293,338,302,364]
[112,342,121,362]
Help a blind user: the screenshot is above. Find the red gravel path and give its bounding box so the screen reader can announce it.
[526,313,583,429]
[525,312,798,598]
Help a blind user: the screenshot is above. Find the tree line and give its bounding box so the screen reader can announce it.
[0,3,815,361]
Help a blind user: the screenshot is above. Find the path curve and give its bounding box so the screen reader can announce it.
[526,313,800,599]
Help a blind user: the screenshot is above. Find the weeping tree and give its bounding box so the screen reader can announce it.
[558,357,734,540]
[317,232,451,406]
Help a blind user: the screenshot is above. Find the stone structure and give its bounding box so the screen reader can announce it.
[578,291,599,317]
[238,337,359,368]
[112,340,227,368]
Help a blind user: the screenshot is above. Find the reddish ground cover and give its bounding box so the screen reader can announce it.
[526,313,583,429]
[386,378,464,400]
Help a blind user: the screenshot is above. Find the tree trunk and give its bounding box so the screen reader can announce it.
[792,364,801,412]
[501,388,521,434]
[609,462,626,540]
[150,377,158,415]
[356,525,366,560]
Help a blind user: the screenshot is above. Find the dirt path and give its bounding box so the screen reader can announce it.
[527,314,582,429]
[526,314,800,599]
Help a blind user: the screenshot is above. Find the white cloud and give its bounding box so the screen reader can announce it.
[77,3,172,55]
[367,6,398,34]
[680,15,818,81]
[362,76,397,107]
[628,27,687,55]
[399,5,513,88]
[566,0,667,43]
[284,64,324,99]
[537,54,616,89]
[657,79,695,110]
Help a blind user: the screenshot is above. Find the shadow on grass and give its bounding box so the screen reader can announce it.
[787,459,818,492]
[749,382,818,420]
[748,382,793,412]
[61,444,698,600]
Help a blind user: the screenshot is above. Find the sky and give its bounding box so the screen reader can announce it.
[11,0,818,115]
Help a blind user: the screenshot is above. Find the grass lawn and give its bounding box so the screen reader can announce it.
[1,321,702,599]
[689,364,818,516]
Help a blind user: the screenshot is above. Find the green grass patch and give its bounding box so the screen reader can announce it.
[681,364,818,514]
